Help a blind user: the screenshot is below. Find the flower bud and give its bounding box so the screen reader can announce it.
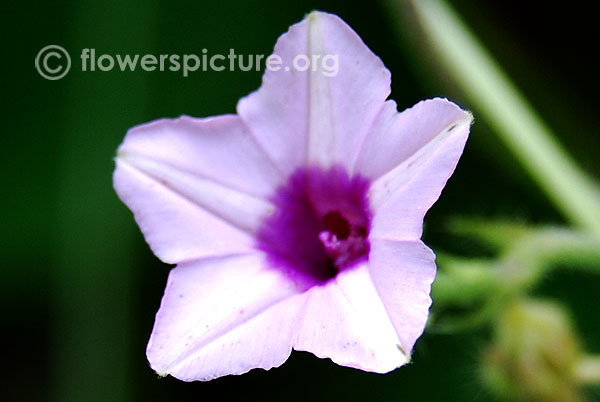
[481,299,584,402]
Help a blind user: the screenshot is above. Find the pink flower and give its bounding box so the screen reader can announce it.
[113,11,471,381]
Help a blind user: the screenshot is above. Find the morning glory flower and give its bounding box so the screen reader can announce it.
[113,11,472,381]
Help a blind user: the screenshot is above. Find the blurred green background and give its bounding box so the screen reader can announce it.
[3,0,599,401]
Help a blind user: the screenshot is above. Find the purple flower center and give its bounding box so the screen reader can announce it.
[256,166,371,288]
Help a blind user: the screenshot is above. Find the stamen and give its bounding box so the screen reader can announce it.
[256,166,371,287]
[322,211,351,240]
[319,211,369,269]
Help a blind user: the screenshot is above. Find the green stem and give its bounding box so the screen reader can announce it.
[499,228,600,290]
[430,227,600,333]
[433,255,497,306]
[396,0,600,236]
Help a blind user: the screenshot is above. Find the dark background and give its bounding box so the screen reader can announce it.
[2,0,599,401]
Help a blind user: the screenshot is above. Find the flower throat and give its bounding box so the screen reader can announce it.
[256,166,371,287]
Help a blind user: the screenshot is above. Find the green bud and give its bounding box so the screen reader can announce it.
[480,299,585,402]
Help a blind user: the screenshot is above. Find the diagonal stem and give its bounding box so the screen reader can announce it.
[391,0,600,237]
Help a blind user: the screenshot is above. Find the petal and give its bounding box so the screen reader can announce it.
[150,259,411,380]
[237,11,391,174]
[368,239,436,352]
[353,98,470,179]
[117,114,282,198]
[292,263,409,372]
[365,100,472,240]
[147,253,300,381]
[113,115,281,263]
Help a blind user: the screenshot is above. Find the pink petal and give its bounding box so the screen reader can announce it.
[147,253,300,381]
[237,11,391,174]
[117,114,282,198]
[292,263,409,372]
[368,239,436,352]
[114,115,281,263]
[149,259,414,380]
[353,98,470,179]
[363,99,472,240]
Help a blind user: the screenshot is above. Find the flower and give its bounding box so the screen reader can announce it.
[113,11,472,381]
